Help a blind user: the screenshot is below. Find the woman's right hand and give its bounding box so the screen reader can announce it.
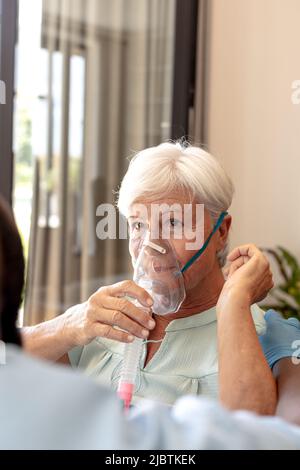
[63,280,156,347]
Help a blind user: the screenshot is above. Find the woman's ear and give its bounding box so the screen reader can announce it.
[216,215,232,250]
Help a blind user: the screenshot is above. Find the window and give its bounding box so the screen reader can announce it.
[10,0,199,324]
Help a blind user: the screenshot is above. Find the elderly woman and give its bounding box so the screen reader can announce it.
[24,143,291,414]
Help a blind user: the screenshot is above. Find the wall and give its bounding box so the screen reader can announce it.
[206,0,300,260]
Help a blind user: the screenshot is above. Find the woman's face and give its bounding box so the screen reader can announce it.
[127,192,229,294]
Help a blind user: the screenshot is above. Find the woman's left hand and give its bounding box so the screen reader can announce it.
[217,244,274,310]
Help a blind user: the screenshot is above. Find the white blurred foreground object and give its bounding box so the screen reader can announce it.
[1,345,300,449]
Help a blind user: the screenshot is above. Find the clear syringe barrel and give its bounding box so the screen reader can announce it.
[119,336,143,384]
[117,337,143,410]
[117,299,145,410]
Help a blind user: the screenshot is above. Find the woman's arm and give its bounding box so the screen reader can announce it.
[22,280,154,362]
[22,304,86,362]
[217,291,277,415]
[217,244,277,415]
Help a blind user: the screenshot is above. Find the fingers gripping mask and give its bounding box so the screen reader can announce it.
[133,237,186,315]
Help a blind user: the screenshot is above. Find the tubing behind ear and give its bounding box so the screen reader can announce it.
[181,211,228,274]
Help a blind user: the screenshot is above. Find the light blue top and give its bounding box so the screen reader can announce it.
[259,310,300,368]
[69,303,266,406]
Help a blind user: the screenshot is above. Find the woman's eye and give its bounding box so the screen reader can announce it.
[131,221,146,231]
[167,218,183,228]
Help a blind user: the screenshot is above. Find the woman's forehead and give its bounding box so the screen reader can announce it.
[129,192,197,216]
[128,196,208,220]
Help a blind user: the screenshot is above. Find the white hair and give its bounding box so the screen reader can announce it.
[117,142,234,266]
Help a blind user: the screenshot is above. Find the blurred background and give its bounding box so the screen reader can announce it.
[0,0,299,325]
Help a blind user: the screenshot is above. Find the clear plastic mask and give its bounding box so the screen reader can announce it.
[133,237,186,315]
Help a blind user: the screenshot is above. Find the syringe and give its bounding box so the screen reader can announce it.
[117,240,159,411]
[117,332,144,411]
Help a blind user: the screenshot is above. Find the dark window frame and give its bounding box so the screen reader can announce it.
[0,0,18,205]
[171,0,199,141]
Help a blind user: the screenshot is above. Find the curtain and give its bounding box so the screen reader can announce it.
[24,0,176,324]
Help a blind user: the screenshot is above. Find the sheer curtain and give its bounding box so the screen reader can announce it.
[24,0,176,324]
